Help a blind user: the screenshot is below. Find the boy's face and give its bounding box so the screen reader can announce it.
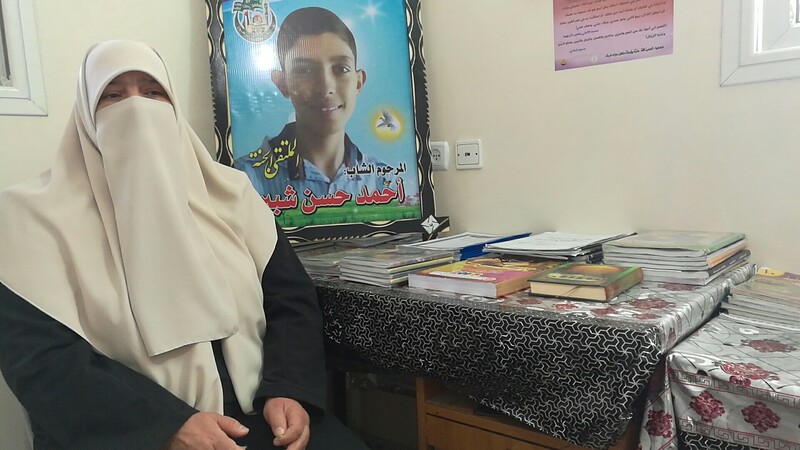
[272,32,366,138]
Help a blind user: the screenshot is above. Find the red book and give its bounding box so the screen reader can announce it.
[408,257,562,298]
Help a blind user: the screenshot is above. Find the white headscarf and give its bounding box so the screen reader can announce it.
[0,40,276,414]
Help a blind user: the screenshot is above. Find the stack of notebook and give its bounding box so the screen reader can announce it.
[338,248,454,287]
[299,248,369,277]
[722,267,800,329]
[483,231,634,263]
[297,234,422,277]
[602,230,749,285]
[398,231,531,260]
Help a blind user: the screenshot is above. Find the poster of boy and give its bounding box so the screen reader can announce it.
[221,0,422,228]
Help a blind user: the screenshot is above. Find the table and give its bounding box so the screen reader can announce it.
[316,265,754,449]
[640,314,800,450]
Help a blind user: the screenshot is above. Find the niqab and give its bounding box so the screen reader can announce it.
[0,40,276,413]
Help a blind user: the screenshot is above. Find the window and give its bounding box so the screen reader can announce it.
[795,0,800,24]
[0,0,46,116]
[0,4,12,85]
[721,0,800,86]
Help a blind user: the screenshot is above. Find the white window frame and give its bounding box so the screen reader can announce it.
[721,0,800,86]
[0,0,46,116]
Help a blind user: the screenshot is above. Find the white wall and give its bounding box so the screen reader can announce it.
[3,1,796,267]
[2,0,799,447]
[424,0,800,272]
[0,0,214,189]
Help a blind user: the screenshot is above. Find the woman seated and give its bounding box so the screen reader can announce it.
[0,39,368,450]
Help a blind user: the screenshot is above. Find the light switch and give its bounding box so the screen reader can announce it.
[455,139,482,169]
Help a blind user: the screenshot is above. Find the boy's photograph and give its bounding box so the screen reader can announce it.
[221,0,422,228]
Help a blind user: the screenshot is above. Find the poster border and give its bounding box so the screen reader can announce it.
[205,0,448,241]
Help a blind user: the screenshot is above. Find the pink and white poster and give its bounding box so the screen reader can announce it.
[553,0,673,71]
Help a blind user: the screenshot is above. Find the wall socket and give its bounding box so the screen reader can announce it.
[430,141,449,171]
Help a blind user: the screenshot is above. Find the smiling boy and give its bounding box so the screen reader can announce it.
[235,7,395,200]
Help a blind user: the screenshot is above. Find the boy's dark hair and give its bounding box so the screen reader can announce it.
[276,7,358,69]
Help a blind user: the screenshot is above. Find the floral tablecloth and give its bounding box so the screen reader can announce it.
[639,314,800,450]
[316,265,754,449]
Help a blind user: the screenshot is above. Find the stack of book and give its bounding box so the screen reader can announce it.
[337,233,421,248]
[397,231,531,260]
[297,234,422,277]
[723,267,800,329]
[299,248,369,277]
[408,257,562,298]
[602,230,749,285]
[291,240,336,254]
[483,231,634,263]
[339,248,454,287]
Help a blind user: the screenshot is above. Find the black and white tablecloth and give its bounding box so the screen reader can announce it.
[316,265,754,449]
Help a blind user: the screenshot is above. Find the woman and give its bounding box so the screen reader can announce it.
[0,40,366,450]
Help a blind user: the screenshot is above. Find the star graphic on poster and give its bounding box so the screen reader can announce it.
[359,1,384,25]
[421,216,439,234]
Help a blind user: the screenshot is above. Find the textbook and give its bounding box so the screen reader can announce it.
[602,239,747,268]
[299,247,390,277]
[338,248,454,287]
[407,258,562,298]
[398,231,532,260]
[722,303,800,328]
[601,230,745,258]
[339,267,418,287]
[527,263,643,302]
[339,248,454,271]
[484,231,633,262]
[635,250,750,285]
[730,267,800,306]
[337,233,421,248]
[299,250,349,277]
[723,267,800,326]
[719,312,800,332]
[603,239,747,269]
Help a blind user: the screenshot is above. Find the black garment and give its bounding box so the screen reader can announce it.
[0,224,347,449]
[0,288,195,450]
[215,352,367,450]
[233,410,369,450]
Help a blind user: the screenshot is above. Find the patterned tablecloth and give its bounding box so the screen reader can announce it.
[316,265,754,449]
[639,314,800,450]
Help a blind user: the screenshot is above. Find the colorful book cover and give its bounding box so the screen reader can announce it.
[602,230,746,257]
[408,258,562,298]
[527,263,643,301]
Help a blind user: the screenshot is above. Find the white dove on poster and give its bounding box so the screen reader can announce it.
[376,110,398,131]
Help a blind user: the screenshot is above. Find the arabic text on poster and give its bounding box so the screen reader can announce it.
[553,0,674,71]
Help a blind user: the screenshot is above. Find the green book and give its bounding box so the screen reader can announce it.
[527,263,643,302]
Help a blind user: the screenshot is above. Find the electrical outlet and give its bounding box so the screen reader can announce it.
[430,141,449,171]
